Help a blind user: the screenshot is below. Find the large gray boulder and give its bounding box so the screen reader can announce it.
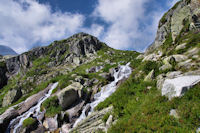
[162,75,200,100]
[146,0,197,54]
[2,88,22,107]
[57,82,83,109]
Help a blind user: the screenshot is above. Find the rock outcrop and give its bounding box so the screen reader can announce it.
[71,106,113,133]
[146,0,200,54]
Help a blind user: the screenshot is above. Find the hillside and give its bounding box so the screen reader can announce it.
[0,45,17,56]
[0,0,200,133]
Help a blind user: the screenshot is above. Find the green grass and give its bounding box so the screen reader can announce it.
[41,96,62,117]
[0,61,6,68]
[96,70,200,132]
[23,117,37,128]
[102,112,111,123]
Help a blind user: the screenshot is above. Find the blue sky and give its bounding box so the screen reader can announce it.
[0,0,179,53]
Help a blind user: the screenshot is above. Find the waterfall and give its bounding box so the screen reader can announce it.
[7,82,58,133]
[73,63,132,127]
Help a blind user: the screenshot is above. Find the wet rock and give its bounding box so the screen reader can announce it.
[66,101,85,123]
[99,73,114,82]
[43,115,58,131]
[57,82,83,109]
[61,124,71,133]
[2,88,22,107]
[0,107,18,133]
[85,105,91,117]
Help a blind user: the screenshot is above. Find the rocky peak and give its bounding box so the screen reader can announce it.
[4,33,104,76]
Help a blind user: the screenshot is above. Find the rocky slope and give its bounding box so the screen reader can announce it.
[0,32,138,133]
[0,0,200,133]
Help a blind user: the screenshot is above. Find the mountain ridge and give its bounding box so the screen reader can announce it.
[0,0,200,133]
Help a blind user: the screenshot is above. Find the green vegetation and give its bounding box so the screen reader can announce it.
[96,70,200,132]
[41,96,62,117]
[161,32,173,56]
[0,61,6,68]
[23,117,37,128]
[102,112,111,123]
[26,56,50,77]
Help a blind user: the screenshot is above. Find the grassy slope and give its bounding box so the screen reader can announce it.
[96,58,200,132]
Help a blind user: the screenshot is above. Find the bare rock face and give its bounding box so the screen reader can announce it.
[0,62,8,89]
[146,0,200,54]
[69,33,102,56]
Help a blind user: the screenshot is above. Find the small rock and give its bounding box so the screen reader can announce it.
[43,115,58,131]
[175,43,186,50]
[61,124,71,133]
[144,70,155,82]
[186,47,199,57]
[159,64,172,71]
[156,74,166,90]
[169,109,179,119]
[85,105,91,116]
[106,115,113,128]
[196,127,200,133]
[166,71,182,79]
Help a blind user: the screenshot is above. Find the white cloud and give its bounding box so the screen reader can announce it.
[0,0,181,53]
[90,0,181,52]
[0,0,84,53]
[92,0,148,50]
[82,24,104,37]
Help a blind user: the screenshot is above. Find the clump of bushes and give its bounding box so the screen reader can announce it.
[23,117,37,128]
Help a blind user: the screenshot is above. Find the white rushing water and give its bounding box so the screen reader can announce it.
[7,82,58,133]
[73,63,132,127]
